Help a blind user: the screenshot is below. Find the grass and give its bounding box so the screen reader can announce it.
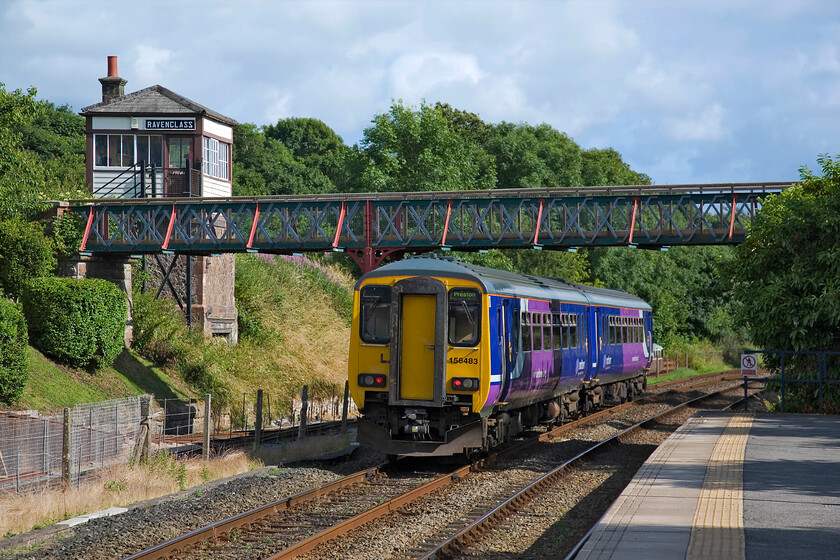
[0,451,255,540]
[12,347,192,412]
[648,367,715,384]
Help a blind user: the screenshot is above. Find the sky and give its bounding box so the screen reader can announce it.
[1,0,838,185]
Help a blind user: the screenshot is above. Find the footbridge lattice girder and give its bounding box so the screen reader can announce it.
[71,182,793,272]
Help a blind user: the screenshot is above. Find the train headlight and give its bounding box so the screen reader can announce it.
[451,377,479,391]
[358,374,387,388]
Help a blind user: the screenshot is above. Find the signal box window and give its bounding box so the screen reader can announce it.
[360,285,391,343]
[449,288,480,346]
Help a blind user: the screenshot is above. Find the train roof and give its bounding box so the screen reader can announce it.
[357,254,651,311]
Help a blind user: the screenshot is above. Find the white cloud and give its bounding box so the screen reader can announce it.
[662,103,726,141]
[132,46,175,84]
[264,90,293,124]
[389,52,483,99]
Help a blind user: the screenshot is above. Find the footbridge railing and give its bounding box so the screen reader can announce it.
[70,182,794,272]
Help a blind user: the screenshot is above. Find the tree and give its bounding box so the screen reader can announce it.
[581,148,650,187]
[357,100,496,192]
[733,155,840,352]
[264,117,357,191]
[731,154,840,411]
[0,83,45,220]
[232,123,335,196]
[486,122,583,189]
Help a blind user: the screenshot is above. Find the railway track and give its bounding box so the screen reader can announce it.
[123,373,745,560]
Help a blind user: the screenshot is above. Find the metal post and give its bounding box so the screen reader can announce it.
[203,394,211,461]
[151,164,157,198]
[342,380,350,435]
[242,393,247,432]
[743,377,748,411]
[819,352,826,414]
[266,393,272,427]
[115,402,119,455]
[780,353,787,412]
[140,160,146,198]
[62,407,71,489]
[298,386,309,441]
[16,453,20,494]
[254,390,263,449]
[43,419,48,484]
[186,256,193,328]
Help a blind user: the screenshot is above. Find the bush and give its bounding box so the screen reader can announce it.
[22,277,126,369]
[0,217,56,298]
[0,299,28,404]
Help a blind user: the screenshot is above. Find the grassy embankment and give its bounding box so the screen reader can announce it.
[0,253,356,540]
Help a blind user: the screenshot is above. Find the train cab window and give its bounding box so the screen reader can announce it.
[448,288,481,346]
[521,312,532,351]
[552,313,562,349]
[360,285,391,343]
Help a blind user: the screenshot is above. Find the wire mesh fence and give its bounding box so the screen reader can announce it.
[0,396,142,493]
[1,385,357,494]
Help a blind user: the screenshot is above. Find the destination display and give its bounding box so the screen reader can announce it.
[145,118,195,130]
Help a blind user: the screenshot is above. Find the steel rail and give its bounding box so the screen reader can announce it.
[264,376,742,559]
[121,468,380,560]
[122,372,739,560]
[418,385,744,560]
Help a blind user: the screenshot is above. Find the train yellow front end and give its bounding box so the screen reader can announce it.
[349,267,492,457]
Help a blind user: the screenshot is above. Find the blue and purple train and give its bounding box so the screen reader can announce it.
[348,255,653,457]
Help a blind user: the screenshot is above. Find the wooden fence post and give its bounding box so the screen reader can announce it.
[62,407,71,489]
[202,394,211,461]
[298,386,308,441]
[254,390,263,449]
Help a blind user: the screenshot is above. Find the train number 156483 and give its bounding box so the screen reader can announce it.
[448,356,478,365]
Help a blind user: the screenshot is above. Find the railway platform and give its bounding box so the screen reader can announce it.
[576,412,840,560]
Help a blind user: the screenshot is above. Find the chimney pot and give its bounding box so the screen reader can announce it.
[107,56,118,77]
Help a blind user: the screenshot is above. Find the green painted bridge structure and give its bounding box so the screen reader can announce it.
[71,182,794,273]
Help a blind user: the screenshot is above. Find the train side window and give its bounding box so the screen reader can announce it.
[635,319,641,343]
[610,316,616,345]
[448,288,481,346]
[360,285,391,343]
[623,318,629,344]
[521,312,532,351]
[533,313,543,351]
[553,314,562,349]
[570,314,578,348]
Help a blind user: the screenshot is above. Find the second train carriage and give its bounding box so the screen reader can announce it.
[348,255,653,457]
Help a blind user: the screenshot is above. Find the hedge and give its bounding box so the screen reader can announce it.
[0,299,28,404]
[23,277,126,369]
[0,217,56,298]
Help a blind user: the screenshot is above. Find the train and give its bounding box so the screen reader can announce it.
[348,254,653,458]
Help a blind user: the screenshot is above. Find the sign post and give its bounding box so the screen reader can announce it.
[740,353,758,410]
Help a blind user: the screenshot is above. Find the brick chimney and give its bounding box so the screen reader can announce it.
[98,55,127,103]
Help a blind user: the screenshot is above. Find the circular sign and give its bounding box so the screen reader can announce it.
[741,355,756,369]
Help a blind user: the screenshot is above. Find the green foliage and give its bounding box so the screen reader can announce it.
[22,277,126,369]
[132,291,229,405]
[731,154,840,410]
[0,83,46,220]
[232,123,336,196]
[47,211,85,259]
[581,148,651,187]
[0,217,56,298]
[486,122,583,189]
[357,100,496,192]
[0,299,28,404]
[264,117,356,191]
[733,154,840,352]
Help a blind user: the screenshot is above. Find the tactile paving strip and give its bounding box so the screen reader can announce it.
[686,413,754,560]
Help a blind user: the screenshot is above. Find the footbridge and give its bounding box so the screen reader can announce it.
[71,182,793,273]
